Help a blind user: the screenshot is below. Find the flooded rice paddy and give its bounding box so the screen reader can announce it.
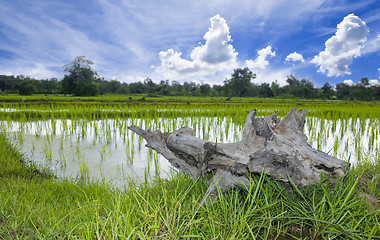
[1,114,379,187]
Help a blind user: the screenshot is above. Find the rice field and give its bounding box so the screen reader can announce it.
[0,96,379,185]
[1,95,380,239]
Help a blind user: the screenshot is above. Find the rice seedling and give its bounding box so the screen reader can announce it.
[138,136,142,151]
[126,146,134,165]
[75,144,81,154]
[153,153,160,177]
[16,130,23,145]
[79,155,89,179]
[51,117,57,135]
[99,144,107,161]
[43,138,52,161]
[59,150,67,167]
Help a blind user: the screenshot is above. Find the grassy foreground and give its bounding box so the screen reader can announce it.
[0,132,380,239]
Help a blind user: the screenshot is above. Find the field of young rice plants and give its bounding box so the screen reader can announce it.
[1,95,380,239]
[1,97,379,184]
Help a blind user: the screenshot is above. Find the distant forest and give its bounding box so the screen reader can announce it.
[1,73,379,101]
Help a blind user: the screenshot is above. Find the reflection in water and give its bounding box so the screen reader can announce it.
[1,116,379,187]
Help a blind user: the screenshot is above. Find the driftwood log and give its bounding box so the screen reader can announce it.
[128,108,348,204]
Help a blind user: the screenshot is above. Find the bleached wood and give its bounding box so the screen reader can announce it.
[128,108,348,204]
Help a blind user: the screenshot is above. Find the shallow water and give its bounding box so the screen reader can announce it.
[2,116,379,187]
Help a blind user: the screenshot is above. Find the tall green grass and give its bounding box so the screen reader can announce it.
[1,132,379,239]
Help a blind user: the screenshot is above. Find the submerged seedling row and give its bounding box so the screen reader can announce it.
[0,111,379,187]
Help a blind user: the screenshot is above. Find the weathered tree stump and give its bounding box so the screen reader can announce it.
[128,108,348,204]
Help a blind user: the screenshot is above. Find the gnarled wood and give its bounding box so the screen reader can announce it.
[128,108,348,204]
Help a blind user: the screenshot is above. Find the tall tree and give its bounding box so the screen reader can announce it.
[224,67,255,97]
[62,56,100,96]
[360,77,369,87]
[321,82,333,99]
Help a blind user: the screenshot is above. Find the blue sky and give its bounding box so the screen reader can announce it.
[0,0,379,87]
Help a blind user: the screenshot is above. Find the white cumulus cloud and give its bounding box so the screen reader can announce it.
[369,79,379,86]
[285,52,305,63]
[245,46,276,71]
[343,79,354,86]
[311,13,369,77]
[156,15,238,81]
[190,15,237,64]
[244,46,292,86]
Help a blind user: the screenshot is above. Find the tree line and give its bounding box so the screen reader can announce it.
[1,56,379,101]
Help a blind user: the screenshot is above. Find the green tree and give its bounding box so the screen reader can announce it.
[0,75,22,92]
[283,75,315,98]
[61,56,100,96]
[18,80,36,95]
[116,83,130,94]
[224,67,255,97]
[270,81,282,97]
[360,77,369,87]
[129,82,145,94]
[200,83,211,96]
[321,82,334,99]
[258,83,274,97]
[109,80,122,93]
[336,82,351,100]
[144,78,157,93]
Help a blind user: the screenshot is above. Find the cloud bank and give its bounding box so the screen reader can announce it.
[311,13,369,77]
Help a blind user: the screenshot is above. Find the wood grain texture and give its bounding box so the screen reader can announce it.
[128,108,348,204]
